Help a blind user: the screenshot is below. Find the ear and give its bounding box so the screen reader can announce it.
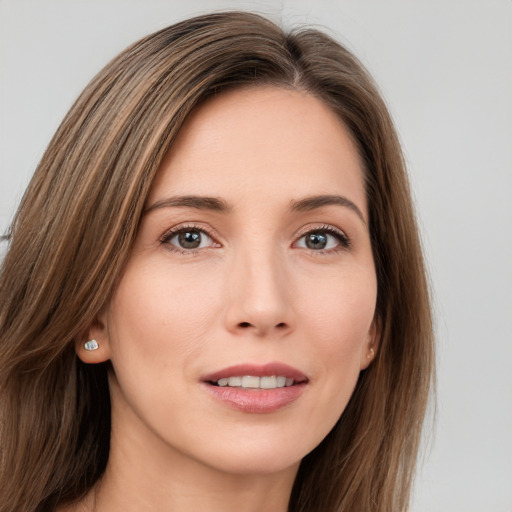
[75,313,111,364]
[359,316,381,370]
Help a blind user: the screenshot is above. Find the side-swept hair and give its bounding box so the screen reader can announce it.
[0,11,434,511]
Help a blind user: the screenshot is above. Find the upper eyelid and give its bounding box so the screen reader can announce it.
[160,223,220,243]
[294,223,348,239]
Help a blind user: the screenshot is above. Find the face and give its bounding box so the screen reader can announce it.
[84,87,377,477]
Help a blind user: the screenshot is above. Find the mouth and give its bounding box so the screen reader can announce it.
[201,363,309,413]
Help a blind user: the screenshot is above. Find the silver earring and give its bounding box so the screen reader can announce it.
[84,339,99,351]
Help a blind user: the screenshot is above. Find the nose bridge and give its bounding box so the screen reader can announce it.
[225,236,291,336]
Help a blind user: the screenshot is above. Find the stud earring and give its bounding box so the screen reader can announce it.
[367,347,375,359]
[84,339,99,351]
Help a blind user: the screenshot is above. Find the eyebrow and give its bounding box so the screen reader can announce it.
[145,195,231,213]
[145,193,366,224]
[290,195,366,224]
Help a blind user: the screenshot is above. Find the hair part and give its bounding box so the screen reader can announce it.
[0,11,434,511]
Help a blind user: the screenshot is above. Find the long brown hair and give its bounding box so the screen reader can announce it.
[0,11,434,511]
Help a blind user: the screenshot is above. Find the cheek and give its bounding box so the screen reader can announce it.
[302,270,376,352]
[298,271,376,426]
[106,263,222,374]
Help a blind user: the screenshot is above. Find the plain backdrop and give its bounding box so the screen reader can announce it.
[1,1,511,510]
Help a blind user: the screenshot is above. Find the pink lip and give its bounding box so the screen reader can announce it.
[202,362,308,383]
[201,362,309,414]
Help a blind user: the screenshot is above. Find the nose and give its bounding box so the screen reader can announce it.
[223,245,294,338]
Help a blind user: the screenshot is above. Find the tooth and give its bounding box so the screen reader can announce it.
[216,375,294,389]
[260,376,277,389]
[228,376,242,387]
[241,376,260,388]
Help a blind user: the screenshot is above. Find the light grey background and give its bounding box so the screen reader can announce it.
[1,1,511,510]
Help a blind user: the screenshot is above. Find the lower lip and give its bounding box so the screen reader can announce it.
[203,383,307,413]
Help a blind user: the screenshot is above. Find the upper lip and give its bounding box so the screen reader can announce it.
[202,362,309,383]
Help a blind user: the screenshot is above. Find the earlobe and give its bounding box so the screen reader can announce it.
[75,317,111,364]
[360,317,380,370]
[360,343,377,370]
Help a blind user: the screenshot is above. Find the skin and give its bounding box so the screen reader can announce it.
[75,86,378,512]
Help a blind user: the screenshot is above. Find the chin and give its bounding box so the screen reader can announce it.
[187,430,319,477]
[207,451,302,477]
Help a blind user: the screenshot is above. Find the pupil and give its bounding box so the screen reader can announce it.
[179,231,201,249]
[306,233,327,249]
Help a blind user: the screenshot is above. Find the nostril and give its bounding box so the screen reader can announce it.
[236,321,287,330]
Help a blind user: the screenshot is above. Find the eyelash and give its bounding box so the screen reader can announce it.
[160,224,219,255]
[160,223,351,255]
[294,224,351,253]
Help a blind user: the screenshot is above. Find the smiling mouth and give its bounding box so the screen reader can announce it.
[210,375,296,389]
[202,364,308,413]
[203,362,309,389]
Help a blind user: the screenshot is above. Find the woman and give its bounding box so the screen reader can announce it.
[0,11,434,512]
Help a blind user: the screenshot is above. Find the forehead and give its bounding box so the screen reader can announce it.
[148,86,367,215]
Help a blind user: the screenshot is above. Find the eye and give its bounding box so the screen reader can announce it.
[294,227,350,252]
[161,226,218,252]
